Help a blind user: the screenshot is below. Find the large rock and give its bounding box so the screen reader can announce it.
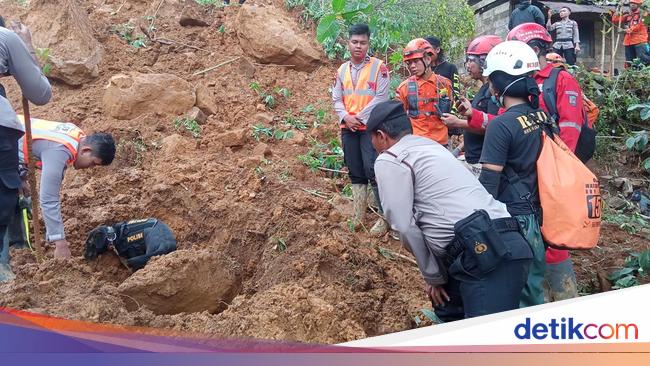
[237,5,323,72]
[118,250,240,315]
[26,0,103,86]
[103,72,196,119]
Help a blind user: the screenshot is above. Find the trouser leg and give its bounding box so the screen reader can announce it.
[634,43,650,65]
[624,45,636,68]
[341,129,367,185]
[564,48,576,65]
[515,214,546,307]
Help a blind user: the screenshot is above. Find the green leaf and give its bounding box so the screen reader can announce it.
[625,136,636,150]
[627,104,646,111]
[316,14,340,43]
[639,250,650,273]
[643,158,650,173]
[332,0,345,13]
[608,266,635,280]
[641,108,650,121]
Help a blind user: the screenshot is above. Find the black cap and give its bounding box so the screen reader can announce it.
[366,100,408,132]
[425,36,441,48]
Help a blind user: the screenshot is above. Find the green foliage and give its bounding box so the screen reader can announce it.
[301,102,332,128]
[341,183,352,198]
[217,25,226,33]
[272,237,288,252]
[574,66,650,137]
[628,102,650,122]
[283,109,308,130]
[625,131,648,153]
[251,124,294,142]
[607,250,650,289]
[195,0,219,5]
[112,22,148,48]
[285,0,475,62]
[173,117,202,138]
[297,137,345,174]
[603,210,650,235]
[249,82,291,109]
[116,134,148,167]
[34,48,52,75]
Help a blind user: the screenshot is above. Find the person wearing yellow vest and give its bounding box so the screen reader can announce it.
[332,24,390,236]
[9,117,116,261]
[396,38,454,146]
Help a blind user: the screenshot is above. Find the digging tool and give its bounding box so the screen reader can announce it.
[22,96,44,262]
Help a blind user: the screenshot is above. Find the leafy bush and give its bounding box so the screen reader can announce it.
[173,117,202,138]
[285,0,475,62]
[608,250,650,289]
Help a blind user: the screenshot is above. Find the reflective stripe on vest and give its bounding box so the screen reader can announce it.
[339,57,382,115]
[17,115,85,166]
[406,76,440,118]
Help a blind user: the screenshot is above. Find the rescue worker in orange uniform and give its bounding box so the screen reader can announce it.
[6,118,115,265]
[332,24,390,236]
[396,38,454,146]
[611,0,650,67]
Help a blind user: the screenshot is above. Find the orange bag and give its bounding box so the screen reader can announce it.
[537,130,602,249]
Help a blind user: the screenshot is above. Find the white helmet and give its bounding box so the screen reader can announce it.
[482,40,539,77]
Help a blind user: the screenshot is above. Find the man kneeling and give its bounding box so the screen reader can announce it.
[367,100,533,321]
[84,218,176,271]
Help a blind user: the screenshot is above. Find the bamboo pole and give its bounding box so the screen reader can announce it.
[22,97,44,262]
[600,16,606,74]
[611,3,624,73]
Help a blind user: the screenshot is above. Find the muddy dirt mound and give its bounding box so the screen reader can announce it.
[103,72,196,119]
[26,0,102,86]
[118,250,241,315]
[237,4,323,71]
[214,284,367,343]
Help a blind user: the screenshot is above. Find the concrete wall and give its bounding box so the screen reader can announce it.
[470,0,627,71]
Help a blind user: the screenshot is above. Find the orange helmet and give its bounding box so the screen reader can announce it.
[546,52,564,62]
[403,38,434,61]
[630,0,642,4]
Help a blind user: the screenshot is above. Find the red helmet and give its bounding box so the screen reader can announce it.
[630,0,642,4]
[466,35,503,56]
[403,38,434,61]
[507,23,552,44]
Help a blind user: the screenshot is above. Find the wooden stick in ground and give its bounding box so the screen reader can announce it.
[611,4,624,73]
[192,57,240,76]
[22,97,44,262]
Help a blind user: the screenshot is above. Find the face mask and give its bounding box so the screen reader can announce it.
[491,95,502,108]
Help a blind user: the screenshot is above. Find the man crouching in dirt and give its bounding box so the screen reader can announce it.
[84,218,176,271]
[13,118,115,261]
[367,100,533,321]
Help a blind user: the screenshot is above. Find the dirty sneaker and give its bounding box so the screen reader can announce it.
[369,218,388,237]
[0,263,16,283]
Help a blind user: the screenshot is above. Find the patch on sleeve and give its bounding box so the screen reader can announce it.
[380,64,389,78]
[568,95,577,106]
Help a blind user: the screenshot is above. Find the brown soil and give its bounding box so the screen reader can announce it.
[0,0,647,345]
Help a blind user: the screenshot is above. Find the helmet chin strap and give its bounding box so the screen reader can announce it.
[498,76,526,106]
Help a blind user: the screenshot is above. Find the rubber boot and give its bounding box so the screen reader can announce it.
[0,241,15,283]
[368,185,388,237]
[543,258,579,302]
[351,184,368,229]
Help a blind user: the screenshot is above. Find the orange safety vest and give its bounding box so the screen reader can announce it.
[337,57,383,131]
[397,74,451,145]
[17,115,85,166]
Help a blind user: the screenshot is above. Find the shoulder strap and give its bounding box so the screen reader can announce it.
[383,150,416,183]
[542,67,562,123]
[406,76,419,118]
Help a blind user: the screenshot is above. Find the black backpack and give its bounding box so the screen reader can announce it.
[541,67,596,162]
